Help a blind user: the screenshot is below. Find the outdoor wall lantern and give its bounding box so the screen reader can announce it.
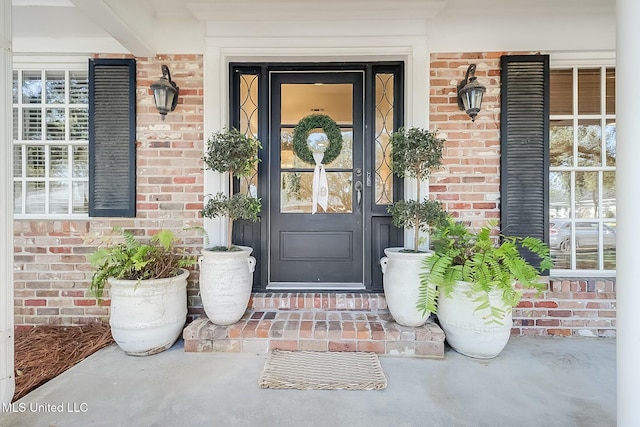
[151,64,179,120]
[457,64,486,122]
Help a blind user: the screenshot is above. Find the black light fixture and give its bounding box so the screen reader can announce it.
[151,64,179,120]
[457,64,486,122]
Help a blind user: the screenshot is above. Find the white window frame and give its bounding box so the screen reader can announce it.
[12,56,90,220]
[549,54,616,277]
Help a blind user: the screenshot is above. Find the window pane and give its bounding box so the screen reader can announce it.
[12,71,18,103]
[50,145,69,178]
[605,120,616,167]
[25,181,45,214]
[70,108,88,140]
[280,128,352,169]
[550,120,573,167]
[326,130,352,168]
[550,221,572,269]
[550,171,570,219]
[13,65,89,217]
[550,69,573,115]
[575,222,600,270]
[578,69,601,115]
[49,181,68,214]
[12,107,18,140]
[13,145,22,178]
[606,68,615,115]
[46,108,66,140]
[45,71,65,104]
[69,71,88,104]
[13,182,23,214]
[604,221,616,270]
[577,120,601,167]
[72,181,88,213]
[603,171,616,219]
[73,146,88,177]
[280,129,296,169]
[26,145,45,177]
[280,171,352,213]
[575,171,599,219]
[23,108,42,140]
[22,71,42,104]
[375,73,394,205]
[551,66,615,273]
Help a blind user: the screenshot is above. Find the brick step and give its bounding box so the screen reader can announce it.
[249,292,387,312]
[183,309,445,358]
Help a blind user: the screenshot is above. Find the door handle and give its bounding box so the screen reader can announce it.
[354,181,363,207]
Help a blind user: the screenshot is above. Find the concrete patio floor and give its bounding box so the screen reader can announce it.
[0,336,615,427]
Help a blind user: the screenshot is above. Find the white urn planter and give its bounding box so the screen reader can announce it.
[199,246,256,325]
[108,269,189,356]
[380,248,433,327]
[437,280,513,359]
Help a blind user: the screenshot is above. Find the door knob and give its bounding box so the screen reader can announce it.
[355,181,363,206]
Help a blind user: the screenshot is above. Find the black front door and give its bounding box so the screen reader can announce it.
[230,63,404,292]
[269,72,365,289]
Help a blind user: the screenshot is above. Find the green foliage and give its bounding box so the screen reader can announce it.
[201,193,261,222]
[390,127,444,181]
[292,114,344,165]
[417,217,553,324]
[387,127,446,251]
[203,128,261,177]
[387,198,448,236]
[202,128,262,250]
[89,229,197,302]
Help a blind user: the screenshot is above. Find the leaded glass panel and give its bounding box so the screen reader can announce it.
[239,73,259,196]
[374,73,394,205]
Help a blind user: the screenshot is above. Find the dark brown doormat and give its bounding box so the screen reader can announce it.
[259,350,387,390]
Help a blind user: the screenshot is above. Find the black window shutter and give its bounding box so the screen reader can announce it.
[89,58,136,217]
[500,55,549,268]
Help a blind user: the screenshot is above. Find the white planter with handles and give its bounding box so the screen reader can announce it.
[437,280,512,359]
[199,246,256,325]
[108,269,189,356]
[380,248,433,327]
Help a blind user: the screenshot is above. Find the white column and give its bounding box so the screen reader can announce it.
[616,0,640,425]
[202,42,226,247]
[0,0,14,405]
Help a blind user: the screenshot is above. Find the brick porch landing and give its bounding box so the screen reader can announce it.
[183,293,445,358]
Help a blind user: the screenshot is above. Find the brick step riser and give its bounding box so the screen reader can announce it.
[183,308,445,358]
[249,293,388,312]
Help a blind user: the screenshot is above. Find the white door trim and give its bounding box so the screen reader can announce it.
[202,25,430,247]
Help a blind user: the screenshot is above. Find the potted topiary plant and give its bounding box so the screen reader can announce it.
[380,127,448,327]
[90,229,196,356]
[418,217,552,358]
[199,128,262,325]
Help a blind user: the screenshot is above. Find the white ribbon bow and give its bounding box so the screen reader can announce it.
[312,151,328,214]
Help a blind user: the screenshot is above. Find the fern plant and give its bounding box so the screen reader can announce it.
[89,229,196,301]
[417,217,553,324]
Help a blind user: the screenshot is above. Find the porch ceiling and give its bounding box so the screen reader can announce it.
[11,0,615,56]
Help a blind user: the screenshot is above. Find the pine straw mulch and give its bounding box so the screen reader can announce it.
[13,322,114,402]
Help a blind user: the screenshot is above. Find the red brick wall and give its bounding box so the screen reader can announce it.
[13,54,205,328]
[13,52,616,337]
[429,52,616,337]
[429,52,504,228]
[516,278,616,337]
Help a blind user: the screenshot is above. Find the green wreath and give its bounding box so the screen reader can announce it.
[292,114,343,165]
